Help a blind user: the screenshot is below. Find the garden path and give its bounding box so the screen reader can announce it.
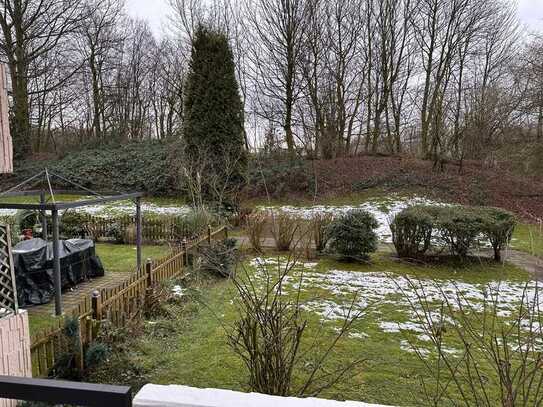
[499,249,543,280]
[25,271,132,316]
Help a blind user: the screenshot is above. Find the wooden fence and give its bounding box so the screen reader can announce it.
[70,213,217,244]
[30,225,228,377]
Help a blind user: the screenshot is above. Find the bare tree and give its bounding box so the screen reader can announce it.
[244,0,309,156]
[77,0,125,140]
[0,0,87,158]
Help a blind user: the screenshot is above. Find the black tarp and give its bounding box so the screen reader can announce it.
[13,238,105,306]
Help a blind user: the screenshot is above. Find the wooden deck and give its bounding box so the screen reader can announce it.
[25,271,133,316]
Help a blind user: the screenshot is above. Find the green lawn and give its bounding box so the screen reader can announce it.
[94,250,532,406]
[96,243,172,273]
[0,193,186,206]
[512,223,543,257]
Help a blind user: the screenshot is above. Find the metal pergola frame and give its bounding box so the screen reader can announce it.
[0,169,144,316]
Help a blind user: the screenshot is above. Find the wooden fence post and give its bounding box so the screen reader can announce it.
[224,226,228,240]
[76,316,84,372]
[182,239,187,267]
[145,258,153,288]
[91,290,102,321]
[207,225,212,244]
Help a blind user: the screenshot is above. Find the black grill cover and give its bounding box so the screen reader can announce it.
[13,238,105,306]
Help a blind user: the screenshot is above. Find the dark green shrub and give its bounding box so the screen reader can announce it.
[480,207,516,261]
[391,206,433,258]
[245,153,312,198]
[84,342,110,369]
[60,211,90,238]
[2,141,177,197]
[326,210,378,261]
[105,222,124,243]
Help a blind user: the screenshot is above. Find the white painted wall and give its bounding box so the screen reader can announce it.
[133,384,393,407]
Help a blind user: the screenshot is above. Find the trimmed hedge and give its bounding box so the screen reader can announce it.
[390,206,433,258]
[391,205,516,261]
[326,209,378,261]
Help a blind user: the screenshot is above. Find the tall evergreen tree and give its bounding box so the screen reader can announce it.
[183,25,246,192]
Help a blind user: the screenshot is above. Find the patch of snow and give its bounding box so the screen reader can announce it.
[172,285,187,297]
[0,209,18,217]
[74,202,192,218]
[250,258,541,323]
[400,340,430,356]
[379,321,425,334]
[0,200,193,219]
[349,332,369,339]
[259,196,447,242]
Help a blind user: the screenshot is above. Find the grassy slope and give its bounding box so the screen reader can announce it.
[104,251,528,406]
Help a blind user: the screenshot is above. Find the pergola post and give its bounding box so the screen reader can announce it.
[39,191,47,238]
[135,197,142,272]
[52,209,62,316]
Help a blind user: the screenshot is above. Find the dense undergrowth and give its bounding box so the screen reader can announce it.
[4,142,543,221]
[2,142,177,196]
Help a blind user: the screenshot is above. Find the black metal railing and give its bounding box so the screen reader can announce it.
[0,375,131,406]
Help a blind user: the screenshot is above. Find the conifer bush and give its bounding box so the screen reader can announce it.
[183,24,247,198]
[327,210,378,261]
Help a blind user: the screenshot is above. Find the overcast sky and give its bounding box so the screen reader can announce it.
[126,0,543,37]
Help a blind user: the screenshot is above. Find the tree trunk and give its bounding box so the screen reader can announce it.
[10,66,31,159]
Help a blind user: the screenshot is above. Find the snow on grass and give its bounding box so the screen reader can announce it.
[248,256,541,357]
[172,285,187,297]
[258,195,446,242]
[0,198,193,219]
[72,201,192,218]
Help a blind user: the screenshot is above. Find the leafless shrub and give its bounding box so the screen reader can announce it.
[196,239,238,278]
[271,211,299,251]
[400,277,543,406]
[310,213,334,252]
[245,213,267,252]
[144,282,178,319]
[231,205,254,228]
[226,256,363,397]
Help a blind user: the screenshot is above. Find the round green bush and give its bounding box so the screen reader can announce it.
[60,211,90,238]
[326,209,378,261]
[433,206,484,258]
